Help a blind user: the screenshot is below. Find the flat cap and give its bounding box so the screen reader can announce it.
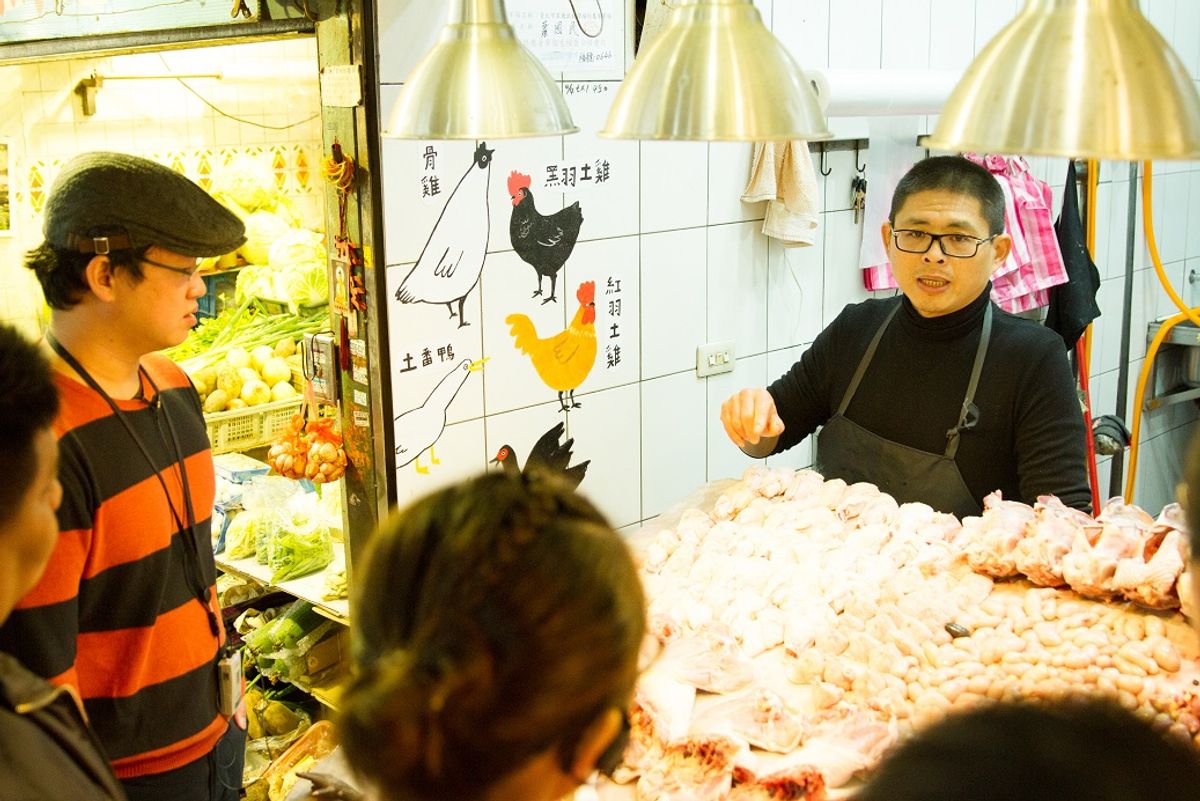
[43,151,246,258]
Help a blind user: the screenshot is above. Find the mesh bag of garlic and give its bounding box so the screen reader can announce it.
[611,468,1199,801]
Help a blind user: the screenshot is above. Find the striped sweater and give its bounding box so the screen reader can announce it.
[0,353,226,779]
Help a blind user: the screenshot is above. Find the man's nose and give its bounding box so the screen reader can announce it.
[924,239,948,261]
[189,271,208,298]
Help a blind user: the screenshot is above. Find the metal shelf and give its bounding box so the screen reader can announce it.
[1143,318,1200,411]
[216,546,349,625]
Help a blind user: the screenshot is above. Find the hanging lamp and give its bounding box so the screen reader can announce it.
[599,0,830,141]
[923,0,1200,159]
[384,0,577,139]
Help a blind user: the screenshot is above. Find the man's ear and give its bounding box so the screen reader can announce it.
[83,255,118,301]
[568,708,621,781]
[880,221,893,252]
[990,233,1012,267]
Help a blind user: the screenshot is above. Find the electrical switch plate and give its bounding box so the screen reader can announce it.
[696,341,736,377]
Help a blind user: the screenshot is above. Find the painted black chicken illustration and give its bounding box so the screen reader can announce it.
[507,170,583,304]
[490,421,589,488]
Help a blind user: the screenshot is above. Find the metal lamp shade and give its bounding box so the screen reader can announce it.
[923,0,1200,159]
[384,0,577,139]
[599,0,830,141]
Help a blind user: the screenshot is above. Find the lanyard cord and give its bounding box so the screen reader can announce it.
[45,333,219,638]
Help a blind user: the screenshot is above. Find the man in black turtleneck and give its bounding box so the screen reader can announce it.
[721,156,1090,517]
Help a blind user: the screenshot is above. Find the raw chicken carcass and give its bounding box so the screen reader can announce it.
[635,735,743,801]
[1112,528,1187,609]
[691,689,806,753]
[668,627,756,694]
[768,708,897,788]
[1061,523,1147,598]
[727,767,827,801]
[961,491,1035,577]
[619,673,698,783]
[1012,495,1094,587]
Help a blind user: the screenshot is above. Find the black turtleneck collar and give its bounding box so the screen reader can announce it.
[898,282,992,341]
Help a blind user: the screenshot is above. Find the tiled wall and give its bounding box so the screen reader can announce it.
[0,38,323,337]
[378,0,1200,529]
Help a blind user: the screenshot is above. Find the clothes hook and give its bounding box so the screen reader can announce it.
[855,143,866,174]
[818,143,831,177]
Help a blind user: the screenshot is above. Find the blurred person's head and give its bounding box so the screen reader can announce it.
[0,324,62,623]
[854,697,1200,801]
[339,471,646,801]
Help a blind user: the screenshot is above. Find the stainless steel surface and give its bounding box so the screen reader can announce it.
[923,0,1200,159]
[383,0,576,139]
[1148,319,1200,348]
[599,0,830,141]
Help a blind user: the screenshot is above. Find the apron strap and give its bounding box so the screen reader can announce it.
[836,302,901,416]
[945,302,994,459]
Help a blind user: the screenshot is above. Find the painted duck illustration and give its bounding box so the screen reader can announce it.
[491,421,590,489]
[394,358,486,473]
[508,170,583,304]
[396,142,494,327]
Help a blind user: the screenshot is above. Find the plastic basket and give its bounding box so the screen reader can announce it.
[197,271,240,320]
[205,397,303,455]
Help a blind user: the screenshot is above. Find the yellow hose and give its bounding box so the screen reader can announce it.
[1123,162,1200,502]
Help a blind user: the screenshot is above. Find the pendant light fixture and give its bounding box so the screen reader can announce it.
[599,0,830,141]
[923,0,1200,159]
[384,0,577,139]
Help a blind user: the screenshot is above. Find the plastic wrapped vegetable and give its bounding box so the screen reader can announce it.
[268,514,334,583]
[244,600,324,655]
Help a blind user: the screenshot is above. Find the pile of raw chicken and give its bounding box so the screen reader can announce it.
[610,468,1200,801]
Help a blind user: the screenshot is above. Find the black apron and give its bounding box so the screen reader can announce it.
[816,301,994,519]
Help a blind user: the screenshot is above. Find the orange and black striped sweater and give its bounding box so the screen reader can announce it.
[0,353,227,779]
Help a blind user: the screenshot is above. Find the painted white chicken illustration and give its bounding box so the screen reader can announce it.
[394,358,485,473]
[395,142,494,327]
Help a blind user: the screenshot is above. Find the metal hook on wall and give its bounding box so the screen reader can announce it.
[854,143,866,174]
[818,143,832,177]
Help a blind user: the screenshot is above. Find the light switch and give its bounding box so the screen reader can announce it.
[697,341,736,377]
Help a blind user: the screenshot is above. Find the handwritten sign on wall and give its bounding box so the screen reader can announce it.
[507,0,623,79]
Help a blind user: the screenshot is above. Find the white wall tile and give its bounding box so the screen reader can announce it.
[1185,257,1200,307]
[640,139,708,233]
[1133,422,1194,512]
[821,209,871,326]
[376,3,446,84]
[708,142,761,225]
[774,0,831,71]
[1091,178,1115,278]
[394,418,488,509]
[767,231,825,352]
[1189,172,1200,260]
[828,0,883,69]
[641,371,708,518]
[706,353,769,481]
[568,382,642,528]
[391,356,486,468]
[1142,0,1177,43]
[563,236,641,395]
[641,228,708,379]
[929,0,975,71]
[881,0,931,69]
[562,81,640,241]
[707,222,769,356]
[1150,171,1190,266]
[973,0,1019,56]
[1179,0,1200,79]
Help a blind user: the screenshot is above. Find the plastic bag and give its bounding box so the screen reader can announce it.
[267,413,347,484]
[268,505,334,583]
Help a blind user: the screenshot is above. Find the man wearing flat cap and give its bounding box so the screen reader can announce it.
[0,152,247,801]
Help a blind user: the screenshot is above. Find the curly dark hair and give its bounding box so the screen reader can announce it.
[0,324,59,527]
[339,470,645,801]
[24,228,148,310]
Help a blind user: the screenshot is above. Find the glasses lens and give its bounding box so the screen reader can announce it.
[940,235,980,258]
[895,231,931,253]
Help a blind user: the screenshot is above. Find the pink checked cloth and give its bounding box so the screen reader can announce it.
[862,154,1068,313]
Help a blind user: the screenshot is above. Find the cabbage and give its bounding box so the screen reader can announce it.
[212,155,278,211]
[283,261,329,311]
[240,211,291,264]
[268,228,325,271]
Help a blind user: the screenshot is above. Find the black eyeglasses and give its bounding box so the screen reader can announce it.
[891,229,998,258]
[140,255,202,278]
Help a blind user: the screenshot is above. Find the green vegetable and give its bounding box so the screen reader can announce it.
[268,518,334,583]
